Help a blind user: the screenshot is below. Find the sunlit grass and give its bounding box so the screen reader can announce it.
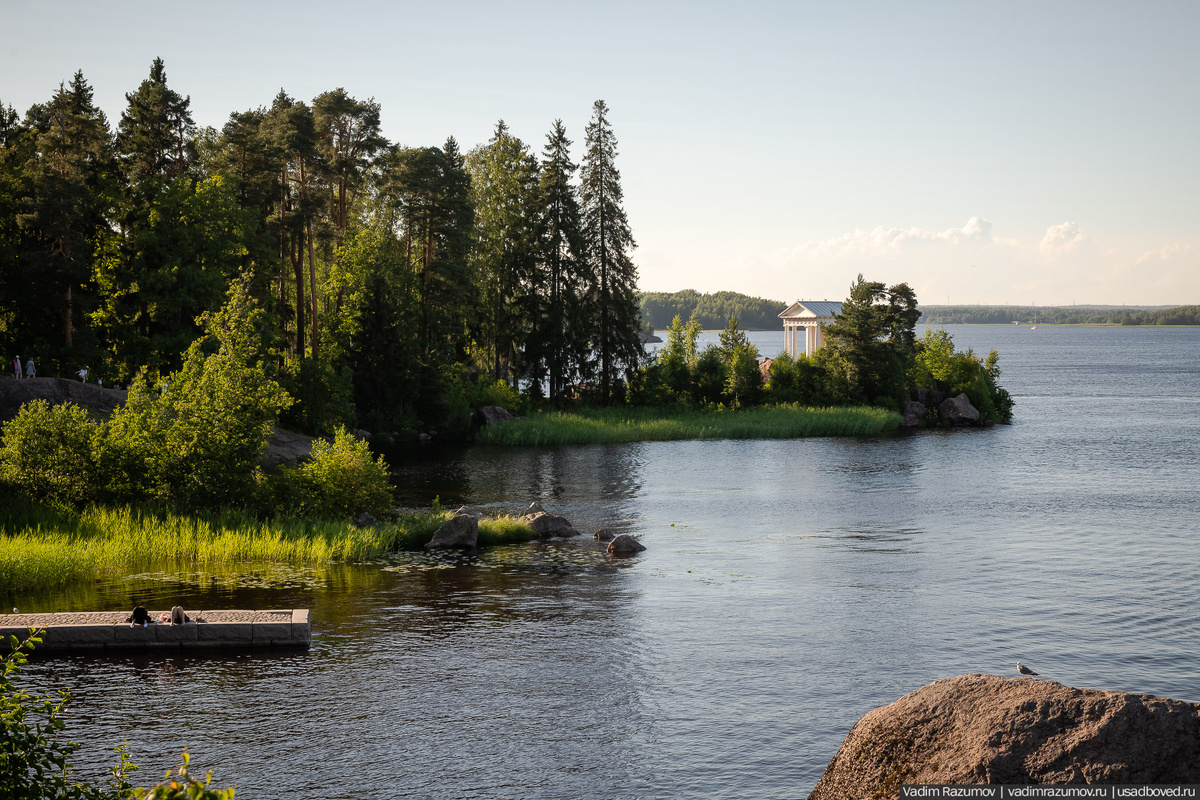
[477,404,901,446]
[0,501,534,596]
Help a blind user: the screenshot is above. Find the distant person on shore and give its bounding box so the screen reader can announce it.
[170,606,190,625]
[77,367,88,383]
[24,358,34,379]
[12,356,20,379]
[129,605,153,627]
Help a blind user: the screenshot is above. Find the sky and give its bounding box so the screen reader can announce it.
[3,0,1197,306]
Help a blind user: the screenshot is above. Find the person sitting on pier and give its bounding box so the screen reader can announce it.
[129,605,153,627]
[170,606,190,625]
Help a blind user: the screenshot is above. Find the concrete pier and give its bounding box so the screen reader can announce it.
[0,609,310,654]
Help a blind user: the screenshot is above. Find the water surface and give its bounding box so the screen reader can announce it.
[15,325,1200,798]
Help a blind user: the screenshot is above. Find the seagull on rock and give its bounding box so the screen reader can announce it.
[1017,661,1039,677]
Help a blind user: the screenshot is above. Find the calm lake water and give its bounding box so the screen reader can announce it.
[13,325,1200,799]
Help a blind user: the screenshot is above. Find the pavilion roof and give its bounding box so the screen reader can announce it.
[779,301,843,320]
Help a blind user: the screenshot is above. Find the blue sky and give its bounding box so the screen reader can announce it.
[4,0,1197,305]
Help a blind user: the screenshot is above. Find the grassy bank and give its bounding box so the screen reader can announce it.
[0,501,533,595]
[477,404,902,446]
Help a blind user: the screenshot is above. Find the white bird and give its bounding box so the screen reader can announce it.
[1017,661,1038,677]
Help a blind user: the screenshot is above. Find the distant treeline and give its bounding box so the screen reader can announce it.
[639,290,787,330]
[919,305,1200,326]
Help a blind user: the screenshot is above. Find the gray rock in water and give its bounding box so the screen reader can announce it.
[523,501,546,517]
[526,511,579,539]
[454,505,485,520]
[353,511,377,528]
[593,529,616,541]
[938,392,980,424]
[901,400,926,428]
[808,673,1200,798]
[351,428,372,442]
[425,513,479,552]
[606,534,646,554]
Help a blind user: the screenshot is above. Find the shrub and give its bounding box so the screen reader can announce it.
[0,401,99,505]
[286,427,393,520]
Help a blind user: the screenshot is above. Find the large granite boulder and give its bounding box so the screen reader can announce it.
[593,529,616,542]
[938,392,980,424]
[525,511,580,539]
[809,673,1200,799]
[425,513,479,552]
[915,386,944,409]
[473,405,522,426]
[606,534,646,554]
[900,400,926,428]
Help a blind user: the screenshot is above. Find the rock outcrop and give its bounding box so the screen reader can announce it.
[352,511,377,528]
[424,513,479,552]
[0,377,127,422]
[593,529,616,542]
[808,673,1200,799]
[606,534,646,554]
[454,505,485,520]
[261,427,316,470]
[938,392,980,424]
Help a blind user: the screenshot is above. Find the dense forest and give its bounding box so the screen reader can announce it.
[639,289,787,330]
[0,60,642,435]
[920,304,1200,326]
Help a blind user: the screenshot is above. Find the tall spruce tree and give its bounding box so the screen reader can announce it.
[533,119,589,405]
[580,100,641,403]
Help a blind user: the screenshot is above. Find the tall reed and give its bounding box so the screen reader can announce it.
[477,404,901,446]
[0,501,534,596]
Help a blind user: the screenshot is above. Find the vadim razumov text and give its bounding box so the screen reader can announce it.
[900,786,1200,799]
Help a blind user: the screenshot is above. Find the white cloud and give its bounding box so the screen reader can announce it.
[786,217,1006,260]
[1039,222,1089,259]
[1135,242,1196,265]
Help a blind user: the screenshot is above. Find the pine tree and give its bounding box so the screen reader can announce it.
[16,71,114,363]
[533,119,589,405]
[115,57,195,190]
[580,100,641,403]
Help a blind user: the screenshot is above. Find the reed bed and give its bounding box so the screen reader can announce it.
[0,501,534,595]
[477,404,901,446]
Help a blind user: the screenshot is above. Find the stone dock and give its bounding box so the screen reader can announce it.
[0,610,310,654]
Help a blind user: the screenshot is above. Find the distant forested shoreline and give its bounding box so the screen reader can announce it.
[638,290,787,330]
[918,305,1200,326]
[639,292,1200,329]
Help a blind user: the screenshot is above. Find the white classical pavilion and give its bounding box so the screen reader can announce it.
[779,300,843,358]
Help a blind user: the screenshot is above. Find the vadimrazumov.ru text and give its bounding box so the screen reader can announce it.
[900,786,1200,799]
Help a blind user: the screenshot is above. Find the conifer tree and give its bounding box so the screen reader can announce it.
[532,119,589,405]
[115,57,195,190]
[580,100,641,403]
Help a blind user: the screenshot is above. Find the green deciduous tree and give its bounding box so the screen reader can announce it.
[581,100,641,403]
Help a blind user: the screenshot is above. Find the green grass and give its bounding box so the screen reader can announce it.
[0,501,534,595]
[477,404,902,446]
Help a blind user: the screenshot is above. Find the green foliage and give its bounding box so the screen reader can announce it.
[766,352,823,406]
[1,630,137,799]
[107,276,291,508]
[816,275,918,410]
[909,328,1014,423]
[133,752,233,800]
[279,356,355,437]
[691,346,726,406]
[283,427,392,520]
[0,401,99,504]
